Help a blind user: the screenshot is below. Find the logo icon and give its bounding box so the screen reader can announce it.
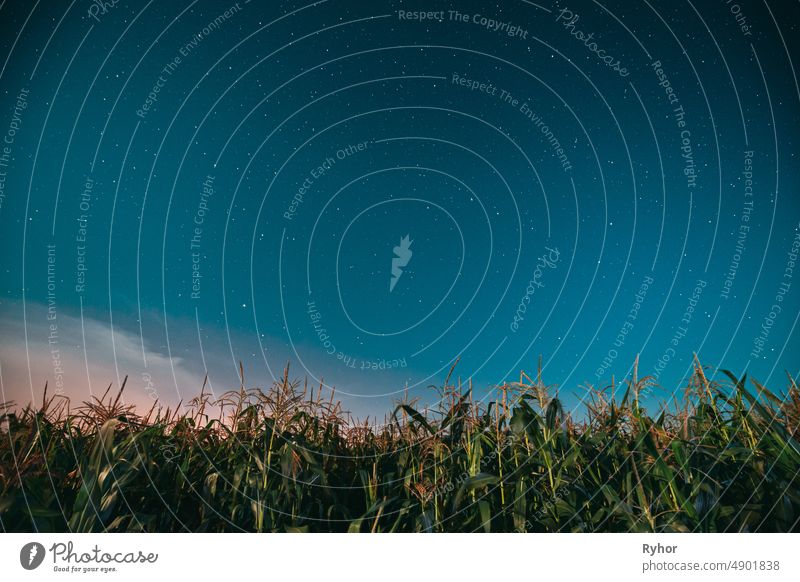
[20,542,46,570]
[390,235,413,292]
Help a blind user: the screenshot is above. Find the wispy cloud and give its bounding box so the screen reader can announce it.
[0,302,206,412]
[0,302,426,420]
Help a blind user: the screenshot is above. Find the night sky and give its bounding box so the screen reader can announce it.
[1,0,799,418]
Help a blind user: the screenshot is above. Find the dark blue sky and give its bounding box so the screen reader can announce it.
[1,0,799,418]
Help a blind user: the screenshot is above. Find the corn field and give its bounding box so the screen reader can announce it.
[1,359,799,532]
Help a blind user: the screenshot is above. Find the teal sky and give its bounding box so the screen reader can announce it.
[1,0,799,419]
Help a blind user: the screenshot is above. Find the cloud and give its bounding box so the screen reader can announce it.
[0,302,206,412]
[0,301,441,422]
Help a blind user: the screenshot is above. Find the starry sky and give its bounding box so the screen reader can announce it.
[1,0,799,418]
